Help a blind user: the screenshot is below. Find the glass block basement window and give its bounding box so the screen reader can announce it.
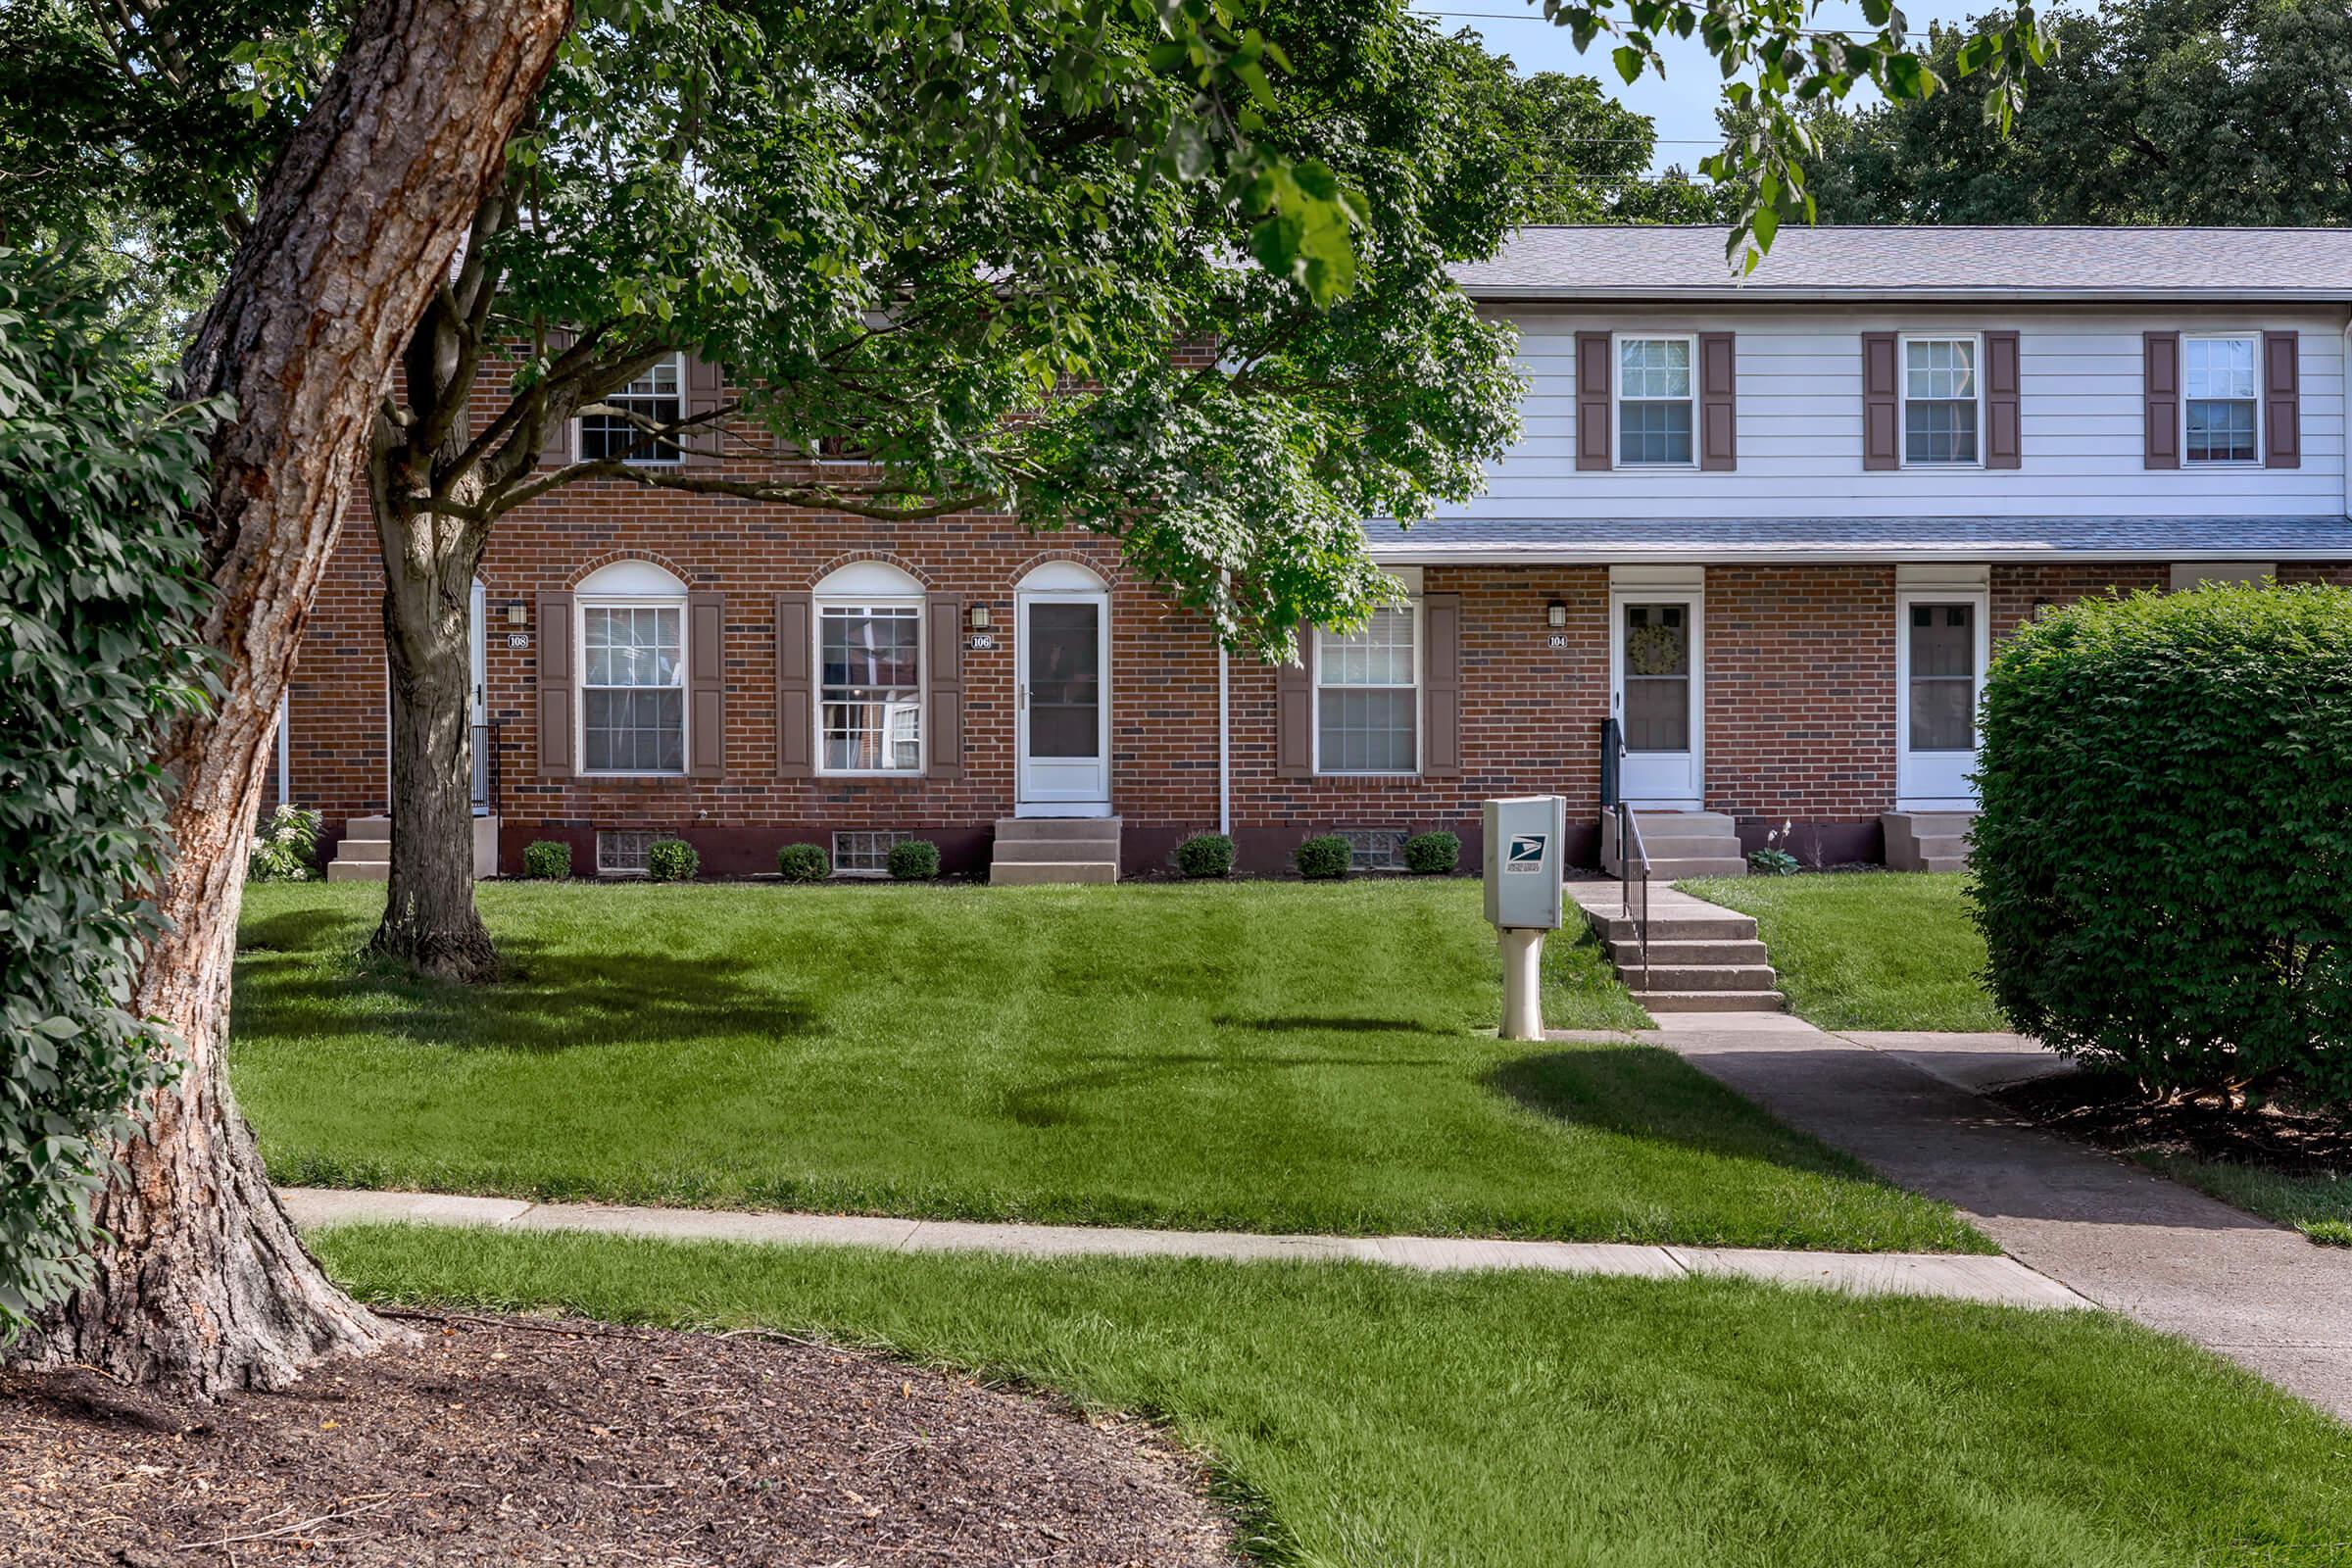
[597,830,656,875]
[1341,828,1406,872]
[832,830,911,875]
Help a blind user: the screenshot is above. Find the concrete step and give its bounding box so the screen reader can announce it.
[1914,835,1971,858]
[994,816,1122,841]
[1608,938,1769,966]
[1591,914,1758,944]
[1918,858,1970,874]
[341,814,392,843]
[991,837,1122,863]
[1622,963,1780,992]
[989,860,1118,885]
[324,860,388,882]
[334,837,392,863]
[1633,989,1788,1013]
[1897,812,1978,833]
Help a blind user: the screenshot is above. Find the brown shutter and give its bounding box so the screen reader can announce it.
[682,351,726,466]
[1421,593,1461,778]
[686,591,725,778]
[536,592,573,777]
[1575,331,1612,471]
[1277,636,1314,778]
[2144,331,2180,469]
[1984,330,2022,470]
[1697,331,1737,471]
[1862,332,1900,470]
[538,327,575,466]
[2264,331,2301,468]
[775,594,812,777]
[926,593,963,780]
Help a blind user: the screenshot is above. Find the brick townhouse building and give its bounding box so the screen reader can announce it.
[286,225,2352,881]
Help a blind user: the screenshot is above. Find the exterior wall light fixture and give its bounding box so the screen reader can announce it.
[504,600,529,627]
[969,604,992,630]
[1545,600,1568,629]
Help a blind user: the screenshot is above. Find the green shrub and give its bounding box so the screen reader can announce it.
[887,838,941,881]
[247,804,322,882]
[1402,831,1460,875]
[1972,584,2352,1098]
[777,842,829,882]
[1295,835,1351,880]
[1175,833,1235,878]
[522,840,572,879]
[647,838,699,882]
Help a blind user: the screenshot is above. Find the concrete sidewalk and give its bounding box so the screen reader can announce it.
[1638,1009,2352,1422]
[278,1186,2086,1310]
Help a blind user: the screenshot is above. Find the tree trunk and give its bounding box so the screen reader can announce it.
[368,484,498,982]
[16,0,570,1396]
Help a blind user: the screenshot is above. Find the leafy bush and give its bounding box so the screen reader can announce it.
[777,842,829,882]
[1747,848,1800,876]
[646,838,700,882]
[1402,831,1460,875]
[0,253,216,1337]
[1972,584,2352,1097]
[887,838,941,881]
[1175,833,1234,878]
[521,840,572,880]
[247,804,322,882]
[1295,835,1350,880]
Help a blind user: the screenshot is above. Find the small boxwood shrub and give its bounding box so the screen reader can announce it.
[521,840,572,880]
[646,838,699,882]
[1402,831,1460,875]
[1175,833,1235,879]
[777,842,829,882]
[1972,583,2352,1098]
[887,838,941,881]
[1294,834,1350,881]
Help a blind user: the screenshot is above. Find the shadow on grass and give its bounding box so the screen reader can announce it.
[233,927,818,1053]
[1486,1047,1868,1177]
[1214,1015,1441,1034]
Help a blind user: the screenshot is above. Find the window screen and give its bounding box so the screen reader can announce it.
[1903,339,1979,465]
[2184,338,2258,464]
[1620,603,1690,753]
[1316,606,1418,773]
[820,604,922,772]
[578,358,683,465]
[581,604,685,773]
[1907,603,1977,753]
[1617,338,1694,466]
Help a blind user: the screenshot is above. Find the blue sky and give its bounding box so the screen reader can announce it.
[1409,1,2002,174]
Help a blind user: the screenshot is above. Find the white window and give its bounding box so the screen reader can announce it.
[814,562,924,774]
[1615,336,1695,466]
[832,830,910,875]
[1316,603,1419,774]
[576,561,688,775]
[578,355,683,466]
[1902,336,1981,466]
[597,830,657,875]
[1339,828,1407,872]
[2184,335,2260,465]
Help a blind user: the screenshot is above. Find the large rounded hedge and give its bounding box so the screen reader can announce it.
[1970,584,2352,1097]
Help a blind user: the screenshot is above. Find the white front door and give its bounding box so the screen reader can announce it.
[1896,590,1988,808]
[1610,592,1703,808]
[1016,588,1110,813]
[468,577,490,813]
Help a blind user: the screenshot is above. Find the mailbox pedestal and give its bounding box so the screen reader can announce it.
[1482,796,1567,1042]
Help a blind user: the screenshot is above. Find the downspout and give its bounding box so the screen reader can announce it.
[1217,619,1232,839]
[2342,317,2350,520]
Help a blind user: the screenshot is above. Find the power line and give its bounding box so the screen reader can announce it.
[1423,8,1893,39]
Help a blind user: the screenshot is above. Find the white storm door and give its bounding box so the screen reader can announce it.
[1610,592,1703,808]
[1016,590,1110,810]
[1896,591,1988,808]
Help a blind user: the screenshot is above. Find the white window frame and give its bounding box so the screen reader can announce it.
[2181,332,2264,467]
[1611,332,1699,470]
[576,352,686,467]
[575,566,690,778]
[1898,332,1985,469]
[1312,596,1423,778]
[813,567,926,778]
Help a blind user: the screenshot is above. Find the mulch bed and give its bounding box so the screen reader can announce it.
[1996,1071,2352,1176]
[1,1311,1242,1567]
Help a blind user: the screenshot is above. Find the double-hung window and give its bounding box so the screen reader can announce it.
[818,602,923,772]
[578,355,683,466]
[1616,336,1695,466]
[1902,337,1980,466]
[2184,335,2259,465]
[1315,603,1419,774]
[579,601,686,774]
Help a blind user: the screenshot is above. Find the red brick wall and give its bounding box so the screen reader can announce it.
[1702,565,1896,824]
[1987,563,2168,642]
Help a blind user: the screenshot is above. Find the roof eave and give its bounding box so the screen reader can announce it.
[1368,543,2352,566]
[1459,286,2352,307]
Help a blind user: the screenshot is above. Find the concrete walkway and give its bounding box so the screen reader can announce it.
[278,1187,2086,1310]
[1618,1009,2352,1422]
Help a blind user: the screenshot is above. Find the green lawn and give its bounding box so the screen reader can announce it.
[232,881,1984,1252]
[317,1223,2352,1568]
[1681,872,2008,1032]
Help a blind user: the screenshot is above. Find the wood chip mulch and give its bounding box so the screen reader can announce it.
[1997,1071,2352,1176]
[0,1311,1243,1567]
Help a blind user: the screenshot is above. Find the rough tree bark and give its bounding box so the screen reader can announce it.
[17,0,571,1395]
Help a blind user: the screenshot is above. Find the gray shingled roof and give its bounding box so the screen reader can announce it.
[1452,227,2352,301]
[1366,516,2352,564]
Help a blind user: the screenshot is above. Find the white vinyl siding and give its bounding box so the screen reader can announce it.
[1446,308,2346,520]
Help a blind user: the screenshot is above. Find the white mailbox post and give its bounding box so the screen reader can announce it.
[1483,796,1567,1041]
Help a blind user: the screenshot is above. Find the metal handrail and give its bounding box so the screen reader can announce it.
[470,720,501,816]
[1618,801,1651,992]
